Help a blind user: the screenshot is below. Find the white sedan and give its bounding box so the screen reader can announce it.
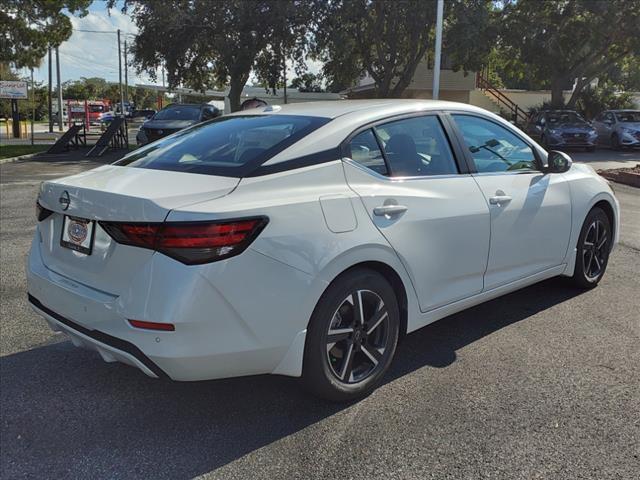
[28,100,619,401]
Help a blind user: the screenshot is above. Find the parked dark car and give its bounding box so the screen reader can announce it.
[525,110,598,151]
[592,110,640,150]
[136,103,221,145]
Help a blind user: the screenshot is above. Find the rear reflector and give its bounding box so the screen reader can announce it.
[128,319,175,331]
[100,217,268,265]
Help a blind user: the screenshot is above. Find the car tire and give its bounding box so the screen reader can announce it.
[611,133,621,150]
[302,268,400,402]
[570,207,612,289]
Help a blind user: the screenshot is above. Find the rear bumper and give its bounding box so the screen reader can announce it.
[28,294,167,379]
[26,232,315,381]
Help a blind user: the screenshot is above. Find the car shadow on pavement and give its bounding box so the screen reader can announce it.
[0,277,585,479]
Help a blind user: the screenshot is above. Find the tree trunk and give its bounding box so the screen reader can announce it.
[550,78,566,108]
[228,76,244,112]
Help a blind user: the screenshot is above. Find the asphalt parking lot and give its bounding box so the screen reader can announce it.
[1,152,639,479]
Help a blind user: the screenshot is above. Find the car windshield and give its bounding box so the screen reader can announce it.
[153,105,202,121]
[614,112,640,122]
[546,112,585,124]
[116,114,330,177]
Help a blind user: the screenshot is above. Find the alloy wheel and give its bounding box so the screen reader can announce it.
[582,219,608,282]
[326,289,390,384]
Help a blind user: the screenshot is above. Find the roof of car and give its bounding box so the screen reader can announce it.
[228,99,484,119]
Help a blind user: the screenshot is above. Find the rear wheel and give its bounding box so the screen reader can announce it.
[302,268,400,402]
[571,207,611,289]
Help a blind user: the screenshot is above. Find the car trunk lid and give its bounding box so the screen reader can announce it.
[36,165,239,294]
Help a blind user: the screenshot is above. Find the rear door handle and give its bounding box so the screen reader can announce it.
[373,205,408,217]
[489,195,512,206]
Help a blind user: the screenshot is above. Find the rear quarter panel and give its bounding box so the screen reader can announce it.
[165,161,420,339]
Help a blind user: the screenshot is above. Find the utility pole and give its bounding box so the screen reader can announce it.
[432,0,444,100]
[56,46,63,131]
[124,38,129,106]
[117,29,124,118]
[48,47,53,132]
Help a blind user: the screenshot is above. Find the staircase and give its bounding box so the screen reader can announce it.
[476,68,528,126]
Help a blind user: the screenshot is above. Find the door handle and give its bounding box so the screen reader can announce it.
[373,205,408,217]
[489,195,512,206]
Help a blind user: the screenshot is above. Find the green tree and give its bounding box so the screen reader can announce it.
[312,0,496,97]
[498,0,640,107]
[0,0,91,68]
[289,73,324,92]
[116,0,314,111]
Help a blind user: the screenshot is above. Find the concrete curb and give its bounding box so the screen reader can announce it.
[0,151,45,165]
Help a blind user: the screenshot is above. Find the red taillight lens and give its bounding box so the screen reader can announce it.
[128,319,175,331]
[100,217,268,265]
[36,202,54,221]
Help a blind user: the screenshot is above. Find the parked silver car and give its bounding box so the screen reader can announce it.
[592,110,640,149]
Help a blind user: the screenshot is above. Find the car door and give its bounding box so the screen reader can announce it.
[342,114,490,312]
[449,113,572,290]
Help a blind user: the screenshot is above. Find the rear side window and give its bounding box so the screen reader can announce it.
[452,114,538,173]
[348,129,388,176]
[116,115,330,177]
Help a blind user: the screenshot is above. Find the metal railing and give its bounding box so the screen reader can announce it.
[476,68,528,126]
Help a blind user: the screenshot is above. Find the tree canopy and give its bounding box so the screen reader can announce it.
[498,0,640,107]
[311,0,497,96]
[0,0,91,69]
[116,0,314,111]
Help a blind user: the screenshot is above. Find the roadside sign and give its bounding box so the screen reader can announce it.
[0,81,28,99]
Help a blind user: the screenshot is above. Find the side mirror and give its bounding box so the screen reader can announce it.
[546,150,572,173]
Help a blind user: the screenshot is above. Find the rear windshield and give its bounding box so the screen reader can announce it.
[116,114,330,177]
[153,105,202,121]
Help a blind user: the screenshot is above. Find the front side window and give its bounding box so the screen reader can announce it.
[374,115,458,177]
[348,129,388,176]
[116,115,330,177]
[452,114,538,173]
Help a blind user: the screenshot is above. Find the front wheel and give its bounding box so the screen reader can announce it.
[571,207,612,289]
[302,268,400,402]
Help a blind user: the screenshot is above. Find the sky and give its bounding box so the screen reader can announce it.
[25,3,155,87]
[22,1,321,90]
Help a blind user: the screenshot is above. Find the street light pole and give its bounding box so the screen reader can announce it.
[55,46,63,131]
[48,47,53,132]
[117,29,124,118]
[432,0,444,100]
[30,68,34,145]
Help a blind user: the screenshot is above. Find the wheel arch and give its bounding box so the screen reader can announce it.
[334,261,409,339]
[592,199,616,249]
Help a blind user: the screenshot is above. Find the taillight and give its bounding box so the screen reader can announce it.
[100,217,268,265]
[36,202,54,221]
